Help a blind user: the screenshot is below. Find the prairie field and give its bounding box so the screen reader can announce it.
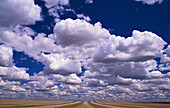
[0,100,170,108]
[0,100,76,108]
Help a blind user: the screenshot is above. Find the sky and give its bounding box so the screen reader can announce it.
[0,0,170,102]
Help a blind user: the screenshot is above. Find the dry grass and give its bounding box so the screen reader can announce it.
[0,100,170,108]
[0,100,73,108]
[95,101,170,108]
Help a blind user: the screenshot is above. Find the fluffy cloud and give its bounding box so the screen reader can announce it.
[160,45,170,63]
[43,0,69,8]
[0,45,29,82]
[83,78,108,86]
[165,45,170,58]
[94,30,166,63]
[42,0,70,19]
[27,73,55,91]
[135,0,164,5]
[0,0,41,27]
[0,80,26,92]
[0,78,6,87]
[53,19,110,47]
[0,10,169,101]
[0,45,13,67]
[159,63,170,71]
[4,0,166,101]
[77,14,91,22]
[0,27,34,52]
[85,0,94,4]
[0,26,58,58]
[52,74,82,84]
[0,66,29,81]
[40,53,81,75]
[161,54,170,63]
[83,60,158,82]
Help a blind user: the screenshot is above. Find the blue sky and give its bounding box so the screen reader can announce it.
[0,0,170,101]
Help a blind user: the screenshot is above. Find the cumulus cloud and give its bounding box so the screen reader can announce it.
[77,14,91,22]
[83,78,108,86]
[0,78,6,87]
[53,19,110,47]
[165,45,170,58]
[43,0,69,8]
[94,30,166,62]
[160,45,170,63]
[27,73,55,91]
[0,26,58,58]
[40,53,81,75]
[0,10,169,101]
[52,74,82,84]
[85,0,94,4]
[107,85,131,93]
[83,60,158,81]
[42,0,70,19]
[4,0,169,101]
[0,45,13,67]
[0,45,29,81]
[0,66,29,81]
[135,0,164,5]
[1,81,26,93]
[159,63,170,71]
[161,54,170,63]
[0,0,41,27]
[22,18,168,101]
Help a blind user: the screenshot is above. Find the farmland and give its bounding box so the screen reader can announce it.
[0,100,170,108]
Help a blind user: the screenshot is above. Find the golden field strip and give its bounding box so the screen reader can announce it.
[90,101,170,108]
[0,100,170,108]
[0,100,79,108]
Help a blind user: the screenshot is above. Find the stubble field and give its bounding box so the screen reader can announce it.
[0,100,170,108]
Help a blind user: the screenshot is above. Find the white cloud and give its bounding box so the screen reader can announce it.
[0,27,34,53]
[0,0,41,27]
[52,74,82,84]
[107,85,131,93]
[161,54,170,63]
[0,45,13,67]
[0,26,58,58]
[42,0,70,20]
[148,71,163,78]
[83,60,158,82]
[0,66,29,81]
[0,14,169,101]
[53,18,110,47]
[83,78,108,86]
[165,45,170,57]
[41,53,81,75]
[8,85,26,92]
[94,30,166,62]
[160,45,170,63]
[31,33,58,55]
[85,0,94,4]
[132,83,155,91]
[135,0,164,5]
[159,63,170,71]
[142,77,169,85]
[0,78,6,86]
[77,14,91,22]
[43,0,69,8]
[27,73,55,91]
[0,45,29,82]
[108,76,136,85]
[158,84,170,90]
